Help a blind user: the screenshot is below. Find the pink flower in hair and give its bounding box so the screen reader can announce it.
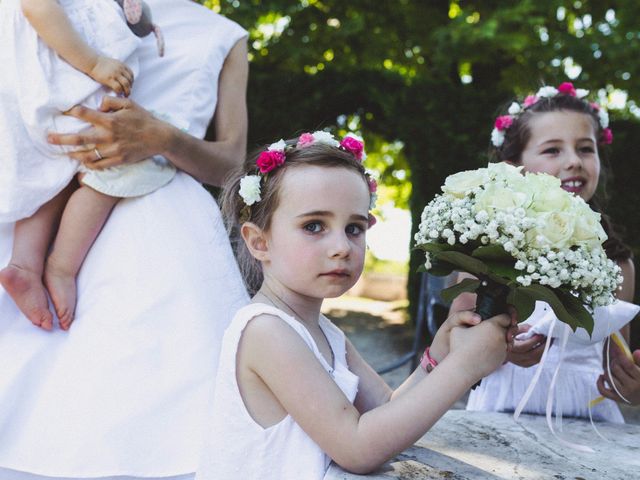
[297,133,315,148]
[558,82,577,96]
[590,102,601,112]
[340,135,365,160]
[601,128,613,145]
[494,115,513,131]
[256,150,285,173]
[367,176,378,193]
[523,95,538,107]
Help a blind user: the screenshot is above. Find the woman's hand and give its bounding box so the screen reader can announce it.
[597,341,640,406]
[506,324,547,368]
[47,96,169,170]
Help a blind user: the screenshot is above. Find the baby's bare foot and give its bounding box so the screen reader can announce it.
[43,264,77,331]
[0,264,53,330]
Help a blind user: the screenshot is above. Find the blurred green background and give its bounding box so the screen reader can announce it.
[201,0,640,347]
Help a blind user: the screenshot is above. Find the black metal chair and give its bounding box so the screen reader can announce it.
[376,272,453,375]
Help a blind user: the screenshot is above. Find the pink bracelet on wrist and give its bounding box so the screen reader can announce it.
[420,346,438,373]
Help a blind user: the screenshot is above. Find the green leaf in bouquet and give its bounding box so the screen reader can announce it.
[428,259,457,277]
[513,284,588,333]
[484,261,519,283]
[440,278,481,304]
[435,251,488,277]
[554,289,594,335]
[471,244,513,262]
[506,286,537,324]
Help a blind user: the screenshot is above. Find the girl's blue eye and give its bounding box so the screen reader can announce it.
[346,224,364,236]
[304,222,323,233]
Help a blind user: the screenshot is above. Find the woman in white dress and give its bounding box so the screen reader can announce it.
[0,1,249,479]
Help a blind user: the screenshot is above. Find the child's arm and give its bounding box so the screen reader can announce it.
[241,312,510,474]
[21,0,133,96]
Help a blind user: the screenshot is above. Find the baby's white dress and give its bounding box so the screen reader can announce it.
[0,1,248,479]
[196,304,360,480]
[467,301,638,423]
[0,0,175,223]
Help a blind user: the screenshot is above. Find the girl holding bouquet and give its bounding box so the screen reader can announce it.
[196,133,515,479]
[449,82,636,422]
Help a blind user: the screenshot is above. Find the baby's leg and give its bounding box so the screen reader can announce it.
[44,185,119,330]
[0,186,74,330]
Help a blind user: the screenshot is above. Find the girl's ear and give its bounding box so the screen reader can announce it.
[241,222,269,262]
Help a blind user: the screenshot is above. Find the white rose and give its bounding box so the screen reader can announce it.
[268,139,286,151]
[474,183,531,213]
[311,130,340,147]
[572,207,607,247]
[239,175,262,206]
[527,174,571,213]
[537,86,559,98]
[508,102,522,115]
[491,128,505,147]
[576,88,589,99]
[442,168,489,198]
[486,162,524,183]
[598,109,609,129]
[527,211,575,249]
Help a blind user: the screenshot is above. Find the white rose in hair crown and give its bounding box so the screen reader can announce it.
[414,162,622,334]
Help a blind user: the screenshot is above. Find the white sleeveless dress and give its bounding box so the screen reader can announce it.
[196,304,360,480]
[467,301,638,423]
[0,0,175,223]
[0,2,248,479]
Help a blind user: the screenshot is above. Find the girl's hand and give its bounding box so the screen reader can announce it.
[506,324,547,367]
[47,96,168,170]
[449,311,513,379]
[429,310,481,363]
[89,56,134,97]
[597,344,640,406]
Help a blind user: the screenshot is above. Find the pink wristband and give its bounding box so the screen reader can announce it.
[420,347,438,373]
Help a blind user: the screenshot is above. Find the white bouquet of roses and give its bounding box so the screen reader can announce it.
[414,163,622,334]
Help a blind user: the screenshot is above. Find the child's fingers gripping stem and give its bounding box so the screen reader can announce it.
[429,310,481,363]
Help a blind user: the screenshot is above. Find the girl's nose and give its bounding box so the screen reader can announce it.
[565,149,583,169]
[329,232,351,258]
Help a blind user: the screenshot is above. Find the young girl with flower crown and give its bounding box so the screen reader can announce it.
[195,132,516,479]
[0,0,170,330]
[449,82,637,423]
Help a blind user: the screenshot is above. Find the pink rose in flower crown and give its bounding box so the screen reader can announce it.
[367,176,378,194]
[523,95,538,107]
[297,133,315,148]
[558,82,577,96]
[590,102,600,112]
[494,115,513,131]
[256,150,285,173]
[340,135,365,160]
[601,127,613,145]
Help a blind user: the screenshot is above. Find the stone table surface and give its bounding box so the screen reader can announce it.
[324,410,639,480]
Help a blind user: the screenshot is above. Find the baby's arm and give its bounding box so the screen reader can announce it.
[21,0,133,96]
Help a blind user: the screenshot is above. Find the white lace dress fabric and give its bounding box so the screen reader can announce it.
[196,304,360,480]
[467,301,638,423]
[0,1,248,479]
[0,0,174,223]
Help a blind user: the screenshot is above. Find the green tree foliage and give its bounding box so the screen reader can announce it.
[201,0,640,344]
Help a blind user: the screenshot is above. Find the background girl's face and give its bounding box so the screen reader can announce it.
[264,165,370,300]
[518,110,601,202]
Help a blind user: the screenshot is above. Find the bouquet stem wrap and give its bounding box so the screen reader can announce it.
[475,278,510,320]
